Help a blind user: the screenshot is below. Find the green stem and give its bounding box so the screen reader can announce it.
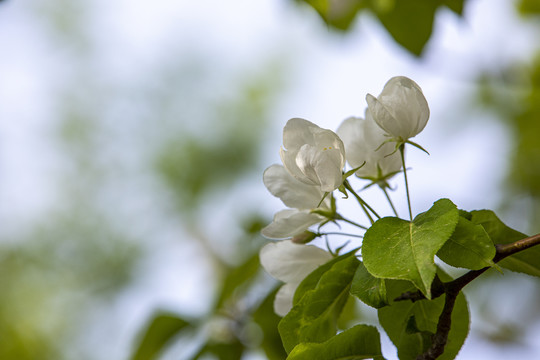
[381,186,399,217]
[336,215,368,230]
[318,231,364,238]
[343,181,381,224]
[399,144,413,221]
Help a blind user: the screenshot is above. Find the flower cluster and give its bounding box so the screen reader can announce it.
[260,76,430,315]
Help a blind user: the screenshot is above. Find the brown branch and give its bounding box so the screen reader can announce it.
[397,232,540,360]
[416,288,459,360]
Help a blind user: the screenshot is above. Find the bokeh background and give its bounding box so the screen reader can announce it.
[1,0,540,359]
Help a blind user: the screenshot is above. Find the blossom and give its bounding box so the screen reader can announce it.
[260,240,332,316]
[366,76,429,141]
[337,112,402,182]
[280,118,346,192]
[261,164,330,240]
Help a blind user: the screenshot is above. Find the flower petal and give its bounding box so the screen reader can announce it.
[261,209,323,239]
[280,118,345,192]
[273,283,298,317]
[367,76,429,140]
[337,115,401,180]
[259,240,332,283]
[263,164,327,210]
[282,118,318,150]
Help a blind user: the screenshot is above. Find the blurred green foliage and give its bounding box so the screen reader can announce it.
[478,53,540,233]
[155,78,280,210]
[3,0,540,358]
[293,0,466,55]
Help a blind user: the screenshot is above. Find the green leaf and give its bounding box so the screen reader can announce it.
[214,253,260,309]
[350,261,388,308]
[293,251,356,305]
[193,341,245,360]
[253,288,288,360]
[295,0,366,31]
[130,312,191,360]
[437,216,496,270]
[279,255,360,353]
[471,210,540,277]
[519,0,540,15]
[287,325,385,360]
[362,198,459,298]
[443,0,466,15]
[379,270,469,360]
[371,0,439,56]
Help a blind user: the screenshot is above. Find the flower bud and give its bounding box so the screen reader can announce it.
[366,76,429,141]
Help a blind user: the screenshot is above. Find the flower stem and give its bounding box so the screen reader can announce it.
[343,180,381,224]
[318,231,364,238]
[336,214,368,230]
[381,185,399,217]
[399,144,413,221]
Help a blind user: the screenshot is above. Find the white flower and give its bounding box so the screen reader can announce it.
[260,240,332,316]
[366,76,429,141]
[337,112,402,181]
[280,118,346,192]
[261,164,330,240]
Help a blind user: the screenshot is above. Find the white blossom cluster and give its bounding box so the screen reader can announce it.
[260,76,430,316]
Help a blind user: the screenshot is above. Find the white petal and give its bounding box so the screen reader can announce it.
[280,147,319,186]
[280,119,345,192]
[261,209,323,239]
[337,115,401,180]
[259,240,332,283]
[263,165,326,209]
[274,283,298,317]
[367,76,429,140]
[282,118,318,150]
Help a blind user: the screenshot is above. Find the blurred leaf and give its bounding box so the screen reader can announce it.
[443,0,466,15]
[295,0,468,56]
[279,255,360,353]
[519,0,540,14]
[215,253,261,309]
[287,325,384,360]
[471,210,540,277]
[193,341,245,360]
[372,0,439,56]
[362,199,459,298]
[252,288,288,360]
[350,261,388,308]
[294,0,366,30]
[379,270,469,360]
[437,216,496,270]
[131,312,191,360]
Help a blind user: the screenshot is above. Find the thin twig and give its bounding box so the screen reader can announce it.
[399,232,540,360]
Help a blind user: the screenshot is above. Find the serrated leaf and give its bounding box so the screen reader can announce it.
[437,216,496,270]
[253,288,288,360]
[130,312,191,360]
[279,255,360,353]
[471,210,540,277]
[350,261,388,308]
[287,325,385,360]
[378,270,469,360]
[362,199,459,298]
